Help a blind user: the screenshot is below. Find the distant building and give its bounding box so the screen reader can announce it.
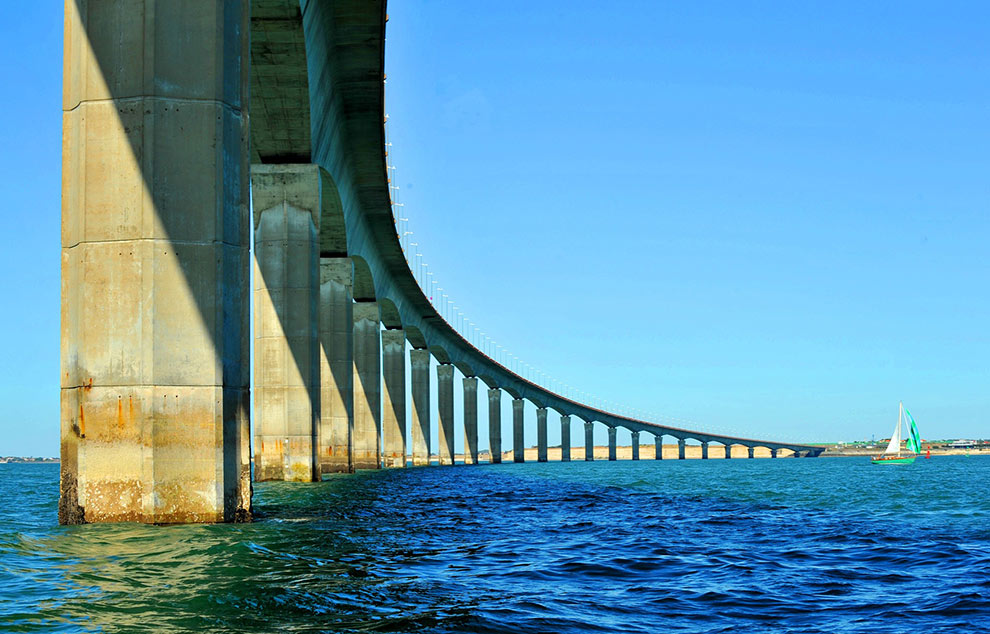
[950,440,976,449]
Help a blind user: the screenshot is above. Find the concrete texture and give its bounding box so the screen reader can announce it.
[60,0,250,523]
[463,377,479,465]
[252,165,321,483]
[512,399,525,463]
[437,364,455,466]
[749,446,755,459]
[410,349,431,466]
[318,258,353,474]
[381,329,406,468]
[585,422,594,461]
[537,408,548,462]
[560,415,571,462]
[488,388,502,464]
[678,439,686,460]
[352,301,380,470]
[631,431,640,460]
[608,427,617,461]
[655,435,663,460]
[724,443,732,459]
[701,442,709,459]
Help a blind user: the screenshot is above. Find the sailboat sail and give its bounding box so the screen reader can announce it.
[883,417,901,455]
[904,408,922,454]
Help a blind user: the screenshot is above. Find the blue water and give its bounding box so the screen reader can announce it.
[1,457,989,633]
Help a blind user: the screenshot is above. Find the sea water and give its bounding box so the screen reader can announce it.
[1,457,988,633]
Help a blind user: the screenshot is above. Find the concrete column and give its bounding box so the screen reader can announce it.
[678,438,686,460]
[512,398,525,463]
[748,446,755,459]
[724,443,732,459]
[560,415,572,462]
[631,431,640,460]
[537,408,548,462]
[584,422,594,461]
[608,427,618,461]
[771,448,778,459]
[60,2,250,523]
[701,442,709,459]
[463,377,479,465]
[488,388,502,464]
[381,329,406,468]
[437,364,455,465]
[253,166,322,483]
[319,258,353,475]
[352,302,381,470]
[655,434,663,460]
[410,349,431,466]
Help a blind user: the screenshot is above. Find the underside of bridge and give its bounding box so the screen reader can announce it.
[59,0,822,525]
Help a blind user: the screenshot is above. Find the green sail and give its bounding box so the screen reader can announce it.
[904,408,922,454]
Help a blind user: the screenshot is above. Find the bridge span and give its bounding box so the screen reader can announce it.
[60,0,821,524]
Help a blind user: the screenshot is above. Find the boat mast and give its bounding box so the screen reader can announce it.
[898,401,903,456]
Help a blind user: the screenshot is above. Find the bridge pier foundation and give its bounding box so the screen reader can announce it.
[701,442,709,459]
[512,398,525,463]
[352,302,381,469]
[319,258,353,475]
[748,446,755,459]
[724,443,732,459]
[631,431,640,460]
[537,408,548,462]
[252,166,321,482]
[488,388,502,463]
[655,435,663,460]
[437,364,455,465]
[463,377,479,464]
[410,349,431,466]
[678,439,686,460]
[771,448,779,459]
[381,329,406,468]
[608,427,617,461]
[584,422,594,461]
[560,415,571,462]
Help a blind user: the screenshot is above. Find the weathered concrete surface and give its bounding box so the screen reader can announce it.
[352,301,380,469]
[488,388,502,464]
[319,258,353,474]
[381,329,406,468]
[560,415,571,462]
[437,364,455,465]
[537,408,548,462]
[608,427,618,461]
[631,431,640,460]
[253,165,321,482]
[512,399,525,463]
[678,439,686,460]
[410,349,431,466]
[701,442,709,459]
[585,422,594,461]
[655,434,663,460]
[60,0,250,523]
[463,377,479,464]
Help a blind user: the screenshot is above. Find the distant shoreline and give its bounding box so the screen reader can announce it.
[0,457,59,464]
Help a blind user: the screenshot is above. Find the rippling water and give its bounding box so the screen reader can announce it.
[2,457,989,633]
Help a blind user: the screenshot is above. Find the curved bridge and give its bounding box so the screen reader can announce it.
[60,0,820,524]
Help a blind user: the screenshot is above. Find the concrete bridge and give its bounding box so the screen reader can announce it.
[59,0,822,525]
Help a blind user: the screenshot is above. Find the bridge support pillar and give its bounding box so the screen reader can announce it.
[463,377,479,464]
[724,444,732,459]
[584,422,595,461]
[748,446,755,459]
[701,442,709,459]
[678,439,686,460]
[631,431,640,460]
[60,1,251,523]
[437,364,455,465]
[488,388,502,463]
[381,329,406,468]
[253,166,324,483]
[352,302,381,469]
[655,435,663,460]
[560,415,572,462]
[608,427,617,461]
[410,349,431,466]
[537,408,548,462]
[512,398,525,463]
[771,448,778,459]
[319,258,353,475]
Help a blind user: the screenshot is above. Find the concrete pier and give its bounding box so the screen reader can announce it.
[724,443,732,459]
[253,165,321,483]
[631,431,640,460]
[655,435,663,460]
[772,448,779,458]
[488,388,502,464]
[560,415,572,462]
[437,364,455,465]
[319,258,353,475]
[748,446,755,459]
[352,302,381,469]
[410,349,431,466]
[381,329,406,468]
[701,442,709,459]
[60,1,251,523]
[512,398,525,463]
[463,377,479,464]
[678,439,686,460]
[537,408,548,462]
[585,422,594,461]
[608,427,617,461]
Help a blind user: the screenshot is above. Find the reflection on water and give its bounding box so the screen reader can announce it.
[2,458,989,633]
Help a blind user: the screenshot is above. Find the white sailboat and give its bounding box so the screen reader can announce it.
[871,402,921,465]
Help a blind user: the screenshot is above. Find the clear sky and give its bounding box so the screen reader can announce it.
[1,2,987,456]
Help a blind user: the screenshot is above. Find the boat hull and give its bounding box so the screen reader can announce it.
[871,455,916,465]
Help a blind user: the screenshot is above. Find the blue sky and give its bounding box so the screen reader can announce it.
[1,2,987,456]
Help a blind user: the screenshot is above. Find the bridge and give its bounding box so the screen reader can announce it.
[59,0,822,525]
